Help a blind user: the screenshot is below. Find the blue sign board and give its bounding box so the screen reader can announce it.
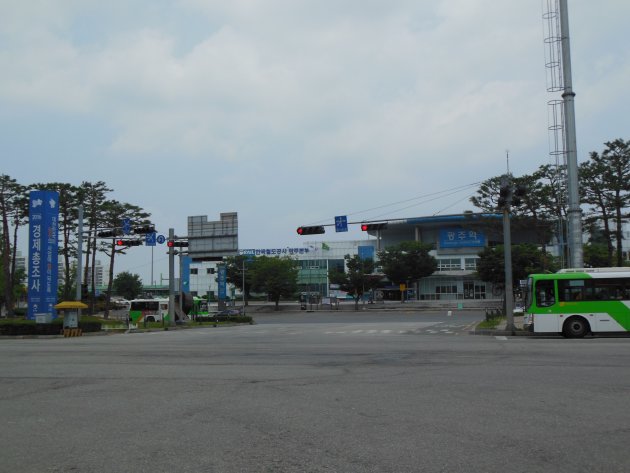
[27,191,59,320]
[218,265,227,300]
[335,215,348,233]
[358,245,375,260]
[122,218,131,235]
[156,234,166,245]
[181,256,191,293]
[439,227,486,248]
[145,232,157,246]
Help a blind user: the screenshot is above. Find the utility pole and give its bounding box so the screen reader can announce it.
[502,204,515,333]
[168,228,176,328]
[498,175,526,333]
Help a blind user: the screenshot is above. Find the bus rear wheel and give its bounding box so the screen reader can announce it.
[563,316,589,338]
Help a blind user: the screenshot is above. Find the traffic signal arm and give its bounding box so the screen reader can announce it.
[116,239,142,246]
[361,223,388,231]
[297,226,325,235]
[167,240,189,247]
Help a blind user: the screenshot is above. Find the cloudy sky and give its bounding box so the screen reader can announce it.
[2,1,629,283]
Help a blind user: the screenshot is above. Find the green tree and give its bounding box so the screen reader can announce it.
[377,241,436,301]
[249,256,298,310]
[476,244,557,289]
[98,200,150,318]
[113,271,143,301]
[580,139,630,267]
[78,180,113,311]
[224,255,253,303]
[470,167,561,262]
[328,254,380,311]
[583,242,612,268]
[0,174,25,315]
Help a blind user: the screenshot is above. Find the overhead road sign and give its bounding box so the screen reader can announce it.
[335,216,348,233]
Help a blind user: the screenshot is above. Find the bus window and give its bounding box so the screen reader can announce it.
[558,279,585,302]
[535,280,555,307]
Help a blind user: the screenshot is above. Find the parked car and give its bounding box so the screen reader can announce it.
[215,308,243,317]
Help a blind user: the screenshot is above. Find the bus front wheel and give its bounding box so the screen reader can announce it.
[563,316,590,338]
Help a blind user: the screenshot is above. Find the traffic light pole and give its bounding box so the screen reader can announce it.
[168,228,176,328]
[503,208,515,333]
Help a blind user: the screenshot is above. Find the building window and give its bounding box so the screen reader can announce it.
[207,268,215,274]
[464,258,478,270]
[438,258,461,271]
[190,268,198,275]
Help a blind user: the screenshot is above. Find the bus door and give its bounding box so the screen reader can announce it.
[533,279,560,332]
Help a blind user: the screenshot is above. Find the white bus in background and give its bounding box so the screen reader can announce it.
[128,299,170,323]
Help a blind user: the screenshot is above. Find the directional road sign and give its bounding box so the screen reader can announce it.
[335,215,348,233]
[145,232,157,247]
[156,234,166,245]
[122,218,131,235]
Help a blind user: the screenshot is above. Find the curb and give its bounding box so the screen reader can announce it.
[471,328,532,336]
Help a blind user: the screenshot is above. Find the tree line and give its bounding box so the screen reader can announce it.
[2,139,628,314]
[0,177,150,316]
[471,138,630,268]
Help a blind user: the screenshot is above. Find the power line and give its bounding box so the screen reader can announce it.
[307,181,481,225]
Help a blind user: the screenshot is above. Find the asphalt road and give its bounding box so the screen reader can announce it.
[1,310,629,473]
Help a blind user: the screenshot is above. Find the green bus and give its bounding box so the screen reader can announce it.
[523,268,630,338]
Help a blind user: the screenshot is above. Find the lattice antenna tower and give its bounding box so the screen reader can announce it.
[542,0,583,268]
[543,0,566,267]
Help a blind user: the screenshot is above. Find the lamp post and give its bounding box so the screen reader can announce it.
[242,257,246,316]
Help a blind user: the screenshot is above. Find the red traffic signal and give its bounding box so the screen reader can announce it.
[167,240,189,247]
[361,223,387,231]
[296,225,325,235]
[116,239,142,247]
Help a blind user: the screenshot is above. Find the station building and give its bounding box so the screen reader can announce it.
[184,212,544,303]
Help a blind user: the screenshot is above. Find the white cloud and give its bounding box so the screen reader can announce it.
[2,0,629,278]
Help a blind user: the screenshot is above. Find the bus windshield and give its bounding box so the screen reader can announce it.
[524,277,533,311]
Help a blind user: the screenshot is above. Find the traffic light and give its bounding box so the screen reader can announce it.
[361,223,388,231]
[296,226,325,235]
[116,239,142,246]
[97,229,117,238]
[511,184,527,207]
[133,224,155,234]
[497,176,512,209]
[167,240,189,248]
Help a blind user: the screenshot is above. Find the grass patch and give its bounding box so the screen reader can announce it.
[477,316,505,329]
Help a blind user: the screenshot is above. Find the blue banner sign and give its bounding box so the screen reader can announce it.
[439,227,486,248]
[181,256,191,293]
[27,190,59,320]
[218,265,227,300]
